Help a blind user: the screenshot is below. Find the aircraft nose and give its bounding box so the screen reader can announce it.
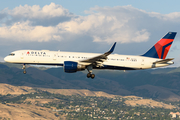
[4,56,9,62]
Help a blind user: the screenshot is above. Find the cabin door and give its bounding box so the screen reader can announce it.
[141,59,144,66]
[53,53,57,60]
[21,52,24,59]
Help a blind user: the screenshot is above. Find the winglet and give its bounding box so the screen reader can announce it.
[107,42,116,53]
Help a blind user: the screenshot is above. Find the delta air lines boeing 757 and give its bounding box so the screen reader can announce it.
[4,32,177,79]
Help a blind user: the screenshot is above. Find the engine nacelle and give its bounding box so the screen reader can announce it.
[64,61,86,73]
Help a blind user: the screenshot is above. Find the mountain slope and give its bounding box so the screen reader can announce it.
[1,62,180,101]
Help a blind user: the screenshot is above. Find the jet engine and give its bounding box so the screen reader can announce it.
[64,61,86,73]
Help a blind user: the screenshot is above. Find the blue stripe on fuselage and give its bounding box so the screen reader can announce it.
[94,65,137,70]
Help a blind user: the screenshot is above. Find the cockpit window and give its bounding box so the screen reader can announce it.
[9,53,15,56]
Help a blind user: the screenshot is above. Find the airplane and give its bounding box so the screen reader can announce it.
[4,32,177,79]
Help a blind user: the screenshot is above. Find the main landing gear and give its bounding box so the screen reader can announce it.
[22,64,26,74]
[87,73,95,79]
[87,66,95,79]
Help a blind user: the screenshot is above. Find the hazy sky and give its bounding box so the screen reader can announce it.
[0,0,180,66]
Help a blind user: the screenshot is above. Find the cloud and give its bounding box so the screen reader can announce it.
[1,4,180,44]
[0,12,6,20]
[11,3,69,17]
[4,3,74,26]
[0,4,152,43]
[0,3,180,56]
[0,21,62,42]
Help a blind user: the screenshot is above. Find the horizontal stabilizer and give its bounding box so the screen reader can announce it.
[153,58,174,64]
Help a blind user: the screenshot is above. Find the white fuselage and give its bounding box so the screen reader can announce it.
[4,50,173,70]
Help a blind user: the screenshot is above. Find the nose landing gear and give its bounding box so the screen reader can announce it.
[23,70,26,74]
[22,64,26,74]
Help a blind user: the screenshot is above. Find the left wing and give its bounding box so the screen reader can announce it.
[80,42,116,66]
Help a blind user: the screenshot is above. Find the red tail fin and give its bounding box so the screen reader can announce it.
[142,32,177,59]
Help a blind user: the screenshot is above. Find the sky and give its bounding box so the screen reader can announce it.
[0,0,180,66]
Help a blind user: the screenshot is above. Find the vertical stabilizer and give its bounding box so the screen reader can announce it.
[142,32,177,59]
